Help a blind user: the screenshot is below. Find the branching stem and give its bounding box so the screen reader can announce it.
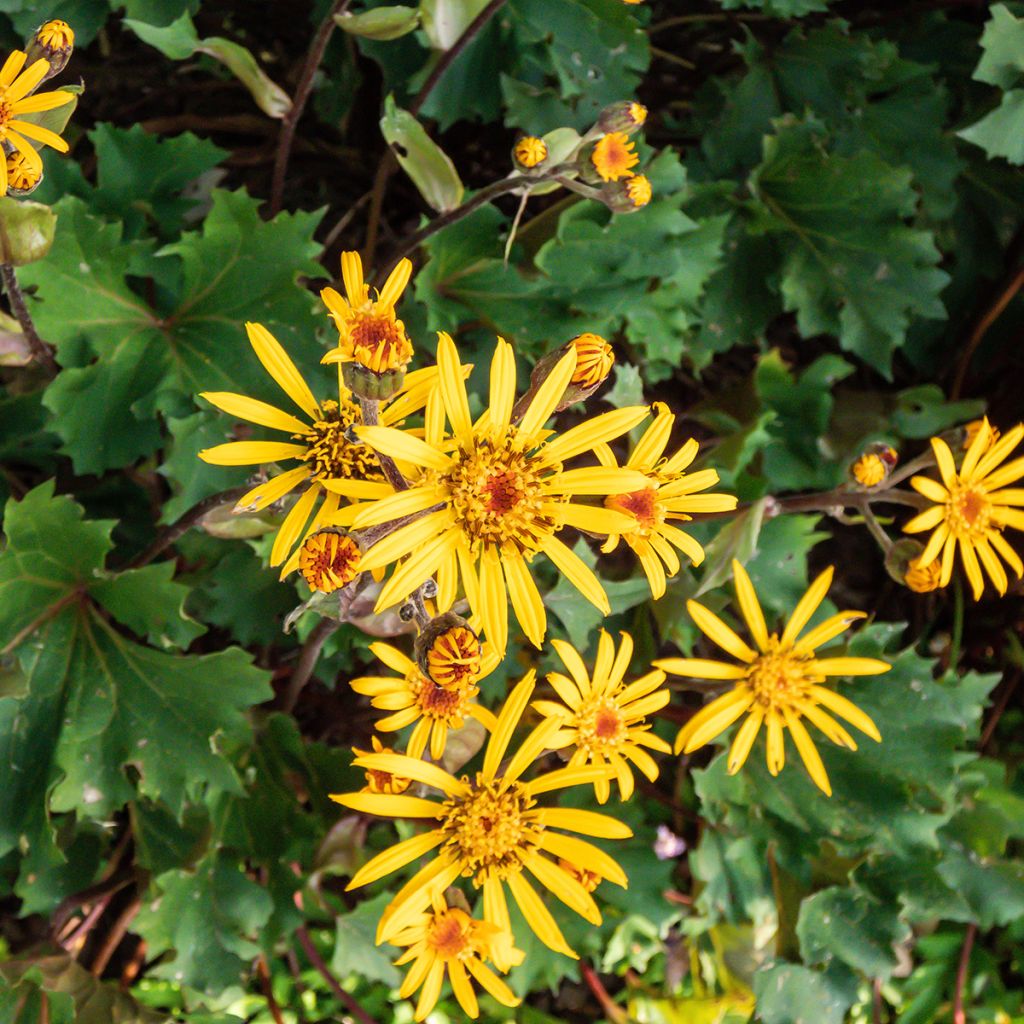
[1,261,57,374]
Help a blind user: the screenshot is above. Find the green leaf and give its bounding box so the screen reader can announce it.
[124,13,292,118]
[331,890,402,986]
[18,191,323,475]
[336,6,420,40]
[959,90,1024,165]
[0,484,271,871]
[380,95,464,212]
[420,0,489,49]
[749,118,948,376]
[797,886,911,979]
[134,851,274,993]
[968,5,1024,89]
[752,963,856,1024]
[0,199,56,266]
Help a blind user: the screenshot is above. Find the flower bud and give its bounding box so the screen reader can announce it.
[596,100,647,136]
[25,20,74,79]
[905,557,942,594]
[602,173,652,213]
[414,612,482,689]
[850,444,897,488]
[298,528,362,593]
[962,418,999,451]
[340,360,406,402]
[353,736,410,794]
[5,151,42,197]
[885,538,941,592]
[568,333,614,390]
[512,135,548,173]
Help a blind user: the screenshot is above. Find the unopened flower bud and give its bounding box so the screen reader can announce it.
[340,361,406,402]
[602,173,652,213]
[298,529,362,593]
[512,135,548,173]
[5,151,42,196]
[353,736,410,794]
[26,20,74,79]
[885,538,941,592]
[905,557,942,594]
[568,333,614,390]
[963,418,999,451]
[597,100,647,136]
[414,612,482,688]
[850,444,897,488]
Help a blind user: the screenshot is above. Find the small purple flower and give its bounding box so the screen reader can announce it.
[654,824,686,860]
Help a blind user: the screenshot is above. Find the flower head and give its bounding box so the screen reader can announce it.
[598,402,737,598]
[5,149,39,193]
[905,420,1024,599]
[198,321,435,573]
[591,132,639,182]
[851,449,895,488]
[0,50,74,195]
[416,615,484,688]
[597,100,648,135]
[568,333,614,389]
[625,174,652,207]
[657,560,890,796]
[351,640,499,760]
[354,736,411,795]
[513,135,547,170]
[321,251,414,375]
[332,674,631,963]
[298,529,361,593]
[349,334,651,654]
[534,631,671,803]
[36,20,74,50]
[391,889,521,1021]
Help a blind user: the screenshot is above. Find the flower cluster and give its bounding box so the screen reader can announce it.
[197,252,899,1018]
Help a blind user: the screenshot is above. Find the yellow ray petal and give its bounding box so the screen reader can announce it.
[437,332,474,444]
[466,959,520,1008]
[489,338,516,429]
[346,830,444,890]
[198,440,307,466]
[519,349,577,438]
[235,465,311,512]
[245,321,319,420]
[524,765,611,796]
[200,390,309,434]
[792,612,866,656]
[341,250,365,304]
[355,425,452,471]
[796,699,857,749]
[685,600,757,662]
[6,59,49,102]
[765,711,785,775]
[628,406,673,469]
[414,960,445,1021]
[903,505,946,534]
[378,256,412,308]
[548,503,636,535]
[780,566,834,648]
[681,691,755,753]
[783,708,832,795]
[478,546,509,656]
[319,478,394,498]
[447,959,478,1020]
[727,704,764,774]
[12,89,76,114]
[502,550,546,649]
[916,522,949,568]
[930,436,957,489]
[731,559,769,651]
[551,639,592,693]
[270,485,320,566]
[807,685,881,741]
[525,852,601,924]
[636,542,667,600]
[910,475,949,503]
[350,483,446,528]
[331,793,442,817]
[377,858,462,943]
[534,806,632,839]
[990,531,1023,578]
[506,871,577,959]
[483,671,536,780]
[537,832,628,888]
[959,539,986,600]
[981,455,1024,491]
[809,657,891,676]
[541,406,651,465]
[0,50,26,88]
[360,510,454,572]
[352,752,466,796]
[659,522,706,566]
[549,466,650,495]
[975,424,1024,481]
[542,535,609,612]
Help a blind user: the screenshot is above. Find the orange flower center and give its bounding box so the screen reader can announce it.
[591,132,639,182]
[606,486,662,535]
[575,696,627,753]
[298,531,361,593]
[348,313,412,373]
[299,398,382,481]
[947,482,992,541]
[426,909,475,960]
[745,639,821,710]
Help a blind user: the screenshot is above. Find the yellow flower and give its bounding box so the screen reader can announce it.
[568,332,614,389]
[0,50,74,195]
[348,334,651,654]
[591,132,639,182]
[513,135,547,169]
[904,557,942,593]
[354,736,411,795]
[351,641,499,761]
[597,402,737,598]
[657,560,890,796]
[391,889,521,1021]
[332,674,632,963]
[624,174,652,208]
[420,620,484,688]
[320,251,414,373]
[197,321,435,572]
[36,20,74,50]
[298,529,361,593]
[628,101,647,126]
[533,630,671,803]
[905,420,1024,599]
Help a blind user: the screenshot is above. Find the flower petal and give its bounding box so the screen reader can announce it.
[245,322,319,420]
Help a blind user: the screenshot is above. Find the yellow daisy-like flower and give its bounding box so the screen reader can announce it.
[297,529,361,593]
[0,50,74,195]
[332,674,631,963]
[597,402,738,599]
[349,334,651,654]
[657,560,890,796]
[851,453,887,487]
[591,132,639,182]
[904,557,942,594]
[905,419,1024,599]
[351,641,500,761]
[513,135,547,169]
[391,889,521,1021]
[320,251,414,374]
[628,101,647,126]
[568,333,614,389]
[354,736,411,795]
[197,321,435,572]
[36,20,74,50]
[420,620,484,688]
[534,631,671,804]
